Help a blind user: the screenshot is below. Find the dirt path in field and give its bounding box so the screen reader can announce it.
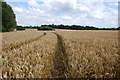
[52,32,68,78]
[2,32,46,52]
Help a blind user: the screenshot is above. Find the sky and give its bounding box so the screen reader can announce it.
[4,0,119,28]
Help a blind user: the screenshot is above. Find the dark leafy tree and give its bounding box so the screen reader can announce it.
[1,1,16,32]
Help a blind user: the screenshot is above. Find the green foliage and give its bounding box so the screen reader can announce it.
[41,24,119,30]
[1,1,16,32]
[16,26,25,31]
[37,26,55,31]
[117,27,120,30]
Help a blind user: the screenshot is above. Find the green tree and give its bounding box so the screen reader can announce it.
[0,1,16,32]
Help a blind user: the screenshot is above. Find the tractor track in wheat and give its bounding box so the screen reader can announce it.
[2,32,46,52]
[52,32,68,78]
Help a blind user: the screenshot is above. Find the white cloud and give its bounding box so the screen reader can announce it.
[28,0,40,7]
[109,2,118,6]
[39,0,78,14]
[13,7,23,12]
[5,0,120,2]
[79,5,90,11]
[63,16,72,20]
[9,0,118,28]
[113,3,118,6]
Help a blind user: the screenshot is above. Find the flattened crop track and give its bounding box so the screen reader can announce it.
[52,32,68,78]
[2,32,46,52]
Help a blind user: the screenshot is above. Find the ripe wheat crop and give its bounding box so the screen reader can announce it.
[2,31,57,78]
[2,30,119,78]
[56,30,119,78]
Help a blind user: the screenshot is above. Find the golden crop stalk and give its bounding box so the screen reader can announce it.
[2,30,119,78]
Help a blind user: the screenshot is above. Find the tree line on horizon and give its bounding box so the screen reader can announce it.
[17,24,120,30]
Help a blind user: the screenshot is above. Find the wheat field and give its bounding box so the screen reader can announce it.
[1,29,119,78]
